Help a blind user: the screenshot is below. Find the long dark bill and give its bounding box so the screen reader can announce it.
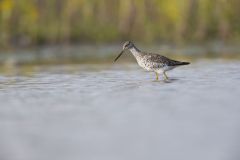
[114,50,124,62]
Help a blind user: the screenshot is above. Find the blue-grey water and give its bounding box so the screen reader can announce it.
[0,60,240,160]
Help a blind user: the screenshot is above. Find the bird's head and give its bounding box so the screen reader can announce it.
[114,41,134,62]
[122,41,134,50]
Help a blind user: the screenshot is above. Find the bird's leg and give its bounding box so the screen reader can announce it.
[163,72,169,80]
[155,72,159,80]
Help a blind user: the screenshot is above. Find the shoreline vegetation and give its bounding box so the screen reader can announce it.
[0,43,240,67]
[1,0,240,49]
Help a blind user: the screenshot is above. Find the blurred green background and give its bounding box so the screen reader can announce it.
[0,0,240,65]
[1,0,240,46]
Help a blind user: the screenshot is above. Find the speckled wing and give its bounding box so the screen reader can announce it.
[144,53,188,66]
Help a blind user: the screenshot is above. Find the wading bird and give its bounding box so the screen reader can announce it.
[114,41,190,80]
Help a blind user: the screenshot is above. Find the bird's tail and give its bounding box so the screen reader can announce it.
[178,62,190,65]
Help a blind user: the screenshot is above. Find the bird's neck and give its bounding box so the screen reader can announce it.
[129,46,141,58]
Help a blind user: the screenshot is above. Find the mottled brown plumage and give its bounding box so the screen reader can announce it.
[144,53,190,66]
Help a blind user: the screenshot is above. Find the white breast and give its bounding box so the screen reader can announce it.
[137,58,154,71]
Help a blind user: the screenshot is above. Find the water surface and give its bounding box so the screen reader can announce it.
[0,60,240,160]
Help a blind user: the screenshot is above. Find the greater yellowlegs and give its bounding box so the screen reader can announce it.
[114,41,190,80]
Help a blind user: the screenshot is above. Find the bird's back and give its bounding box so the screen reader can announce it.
[143,52,190,66]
